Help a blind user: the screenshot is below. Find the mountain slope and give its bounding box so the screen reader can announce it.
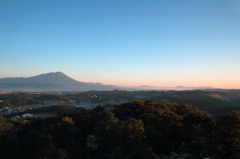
[0,72,117,91]
[0,72,84,85]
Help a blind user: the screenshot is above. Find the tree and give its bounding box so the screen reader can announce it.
[0,117,13,133]
[93,113,150,158]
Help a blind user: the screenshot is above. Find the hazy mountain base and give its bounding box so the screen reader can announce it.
[1,100,240,159]
[0,83,65,91]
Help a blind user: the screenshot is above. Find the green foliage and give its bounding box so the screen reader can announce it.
[0,93,74,108]
[217,111,240,145]
[93,112,148,158]
[0,117,13,133]
[0,99,240,158]
[9,117,19,123]
[0,134,21,159]
[209,106,240,116]
[4,105,79,119]
[60,116,75,125]
[228,145,240,159]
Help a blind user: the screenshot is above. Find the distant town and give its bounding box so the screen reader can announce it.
[1,89,240,118]
[0,92,130,118]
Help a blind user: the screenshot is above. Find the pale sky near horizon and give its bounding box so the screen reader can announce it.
[0,0,240,89]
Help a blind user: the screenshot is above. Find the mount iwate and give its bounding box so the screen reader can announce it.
[0,72,218,91]
[0,72,118,91]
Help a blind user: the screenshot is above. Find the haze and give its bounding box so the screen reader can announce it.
[0,0,240,89]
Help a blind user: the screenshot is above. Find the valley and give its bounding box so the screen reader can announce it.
[1,89,240,118]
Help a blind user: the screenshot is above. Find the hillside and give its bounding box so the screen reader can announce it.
[1,100,240,159]
[0,72,118,91]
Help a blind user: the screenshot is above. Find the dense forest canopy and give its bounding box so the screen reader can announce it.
[1,99,240,159]
[0,93,73,108]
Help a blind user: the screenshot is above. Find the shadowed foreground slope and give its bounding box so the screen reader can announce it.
[1,100,240,159]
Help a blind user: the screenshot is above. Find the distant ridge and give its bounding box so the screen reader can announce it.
[0,72,117,91]
[0,72,220,91]
[0,72,82,85]
[127,85,215,91]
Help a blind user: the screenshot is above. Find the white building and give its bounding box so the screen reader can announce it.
[13,115,21,119]
[22,113,34,118]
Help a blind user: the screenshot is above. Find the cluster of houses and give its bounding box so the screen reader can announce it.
[14,113,33,119]
[43,100,67,105]
[91,95,98,98]
[14,113,54,119]
[0,98,130,118]
[0,100,68,116]
[68,100,76,103]
[0,91,12,95]
[0,105,37,116]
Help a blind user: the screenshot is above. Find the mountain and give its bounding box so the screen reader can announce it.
[0,72,118,91]
[126,85,215,91]
[0,72,78,85]
[0,72,224,92]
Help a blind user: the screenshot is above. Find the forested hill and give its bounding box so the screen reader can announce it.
[1,90,240,113]
[75,90,240,111]
[1,100,240,159]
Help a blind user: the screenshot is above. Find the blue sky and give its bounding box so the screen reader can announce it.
[0,0,240,88]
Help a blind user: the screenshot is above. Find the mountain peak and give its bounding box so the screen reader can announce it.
[46,72,66,76]
[0,72,117,91]
[0,72,77,85]
[176,86,184,88]
[55,72,65,75]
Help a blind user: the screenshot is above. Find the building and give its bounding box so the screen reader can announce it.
[13,115,21,119]
[22,113,34,118]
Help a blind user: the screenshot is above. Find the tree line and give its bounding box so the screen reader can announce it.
[0,99,240,159]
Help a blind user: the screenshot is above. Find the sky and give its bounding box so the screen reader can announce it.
[0,0,240,89]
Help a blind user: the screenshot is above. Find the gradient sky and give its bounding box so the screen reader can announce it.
[0,0,240,89]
